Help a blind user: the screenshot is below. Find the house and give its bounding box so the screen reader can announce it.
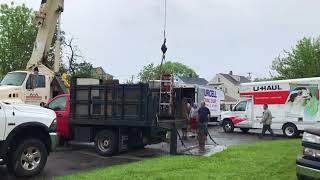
[208,71,250,110]
[175,76,208,87]
[94,67,114,80]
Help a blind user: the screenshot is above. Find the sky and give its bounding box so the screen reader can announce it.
[2,0,320,82]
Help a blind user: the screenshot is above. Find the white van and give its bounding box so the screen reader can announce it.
[221,77,320,137]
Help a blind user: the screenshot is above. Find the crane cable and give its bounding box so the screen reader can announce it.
[159,0,167,74]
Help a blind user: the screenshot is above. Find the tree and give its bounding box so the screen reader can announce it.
[0,3,36,77]
[73,61,98,78]
[138,61,199,82]
[63,37,98,78]
[272,37,320,79]
[0,2,97,82]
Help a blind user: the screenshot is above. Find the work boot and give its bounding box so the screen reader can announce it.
[198,146,205,154]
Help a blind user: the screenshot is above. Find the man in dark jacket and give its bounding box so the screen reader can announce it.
[197,101,210,152]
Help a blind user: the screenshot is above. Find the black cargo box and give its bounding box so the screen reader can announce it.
[69,78,158,127]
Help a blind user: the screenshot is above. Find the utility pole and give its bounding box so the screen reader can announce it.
[247,72,252,81]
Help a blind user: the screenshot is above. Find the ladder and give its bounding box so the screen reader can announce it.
[159,74,174,118]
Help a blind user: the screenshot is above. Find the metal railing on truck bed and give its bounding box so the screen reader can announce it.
[69,78,157,127]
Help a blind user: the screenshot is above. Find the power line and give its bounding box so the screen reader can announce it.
[163,0,167,39]
[159,0,168,75]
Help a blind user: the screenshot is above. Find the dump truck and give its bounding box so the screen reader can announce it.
[46,78,167,156]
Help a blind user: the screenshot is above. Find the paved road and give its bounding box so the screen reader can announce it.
[0,125,297,180]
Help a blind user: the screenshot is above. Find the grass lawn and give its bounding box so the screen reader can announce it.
[59,139,301,180]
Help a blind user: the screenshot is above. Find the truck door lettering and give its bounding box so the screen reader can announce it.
[253,85,282,91]
[204,89,217,97]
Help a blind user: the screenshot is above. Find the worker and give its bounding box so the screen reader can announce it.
[259,104,274,139]
[197,101,210,152]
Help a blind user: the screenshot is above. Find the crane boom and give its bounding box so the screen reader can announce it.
[26,0,64,77]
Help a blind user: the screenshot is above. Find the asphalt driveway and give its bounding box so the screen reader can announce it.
[0,125,293,180]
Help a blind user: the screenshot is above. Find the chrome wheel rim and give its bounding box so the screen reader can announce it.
[225,123,231,130]
[21,147,41,171]
[285,127,294,136]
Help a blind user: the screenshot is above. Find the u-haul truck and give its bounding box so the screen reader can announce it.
[221,77,320,137]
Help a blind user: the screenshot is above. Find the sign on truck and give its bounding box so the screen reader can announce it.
[197,86,224,121]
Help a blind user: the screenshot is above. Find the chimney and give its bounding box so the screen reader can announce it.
[229,71,233,75]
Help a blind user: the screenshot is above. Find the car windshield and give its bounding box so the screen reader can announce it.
[0,72,27,86]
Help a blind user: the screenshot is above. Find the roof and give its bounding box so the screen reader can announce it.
[220,73,250,85]
[94,67,113,77]
[178,76,208,86]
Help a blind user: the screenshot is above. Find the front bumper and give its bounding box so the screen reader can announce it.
[296,157,320,179]
[50,132,59,151]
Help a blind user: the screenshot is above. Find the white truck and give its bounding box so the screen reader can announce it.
[174,84,225,121]
[0,102,57,177]
[0,0,66,106]
[221,77,320,137]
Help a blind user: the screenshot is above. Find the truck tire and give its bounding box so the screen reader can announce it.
[8,139,48,177]
[283,124,298,138]
[94,130,118,156]
[240,128,250,133]
[222,120,234,133]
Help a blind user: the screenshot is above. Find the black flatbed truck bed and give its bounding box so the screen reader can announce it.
[69,78,166,156]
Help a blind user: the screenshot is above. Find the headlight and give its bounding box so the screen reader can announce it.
[303,132,320,144]
[49,119,57,132]
[303,147,320,158]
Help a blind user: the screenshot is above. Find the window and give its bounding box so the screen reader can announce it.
[48,97,67,111]
[1,72,27,86]
[234,101,247,111]
[37,75,46,88]
[26,74,46,89]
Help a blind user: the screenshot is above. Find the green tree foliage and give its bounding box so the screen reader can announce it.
[272,37,320,79]
[138,61,198,82]
[0,2,97,80]
[0,3,36,77]
[73,61,98,78]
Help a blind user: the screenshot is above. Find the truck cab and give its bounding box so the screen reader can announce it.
[0,102,58,177]
[0,71,51,106]
[45,94,72,141]
[221,96,256,133]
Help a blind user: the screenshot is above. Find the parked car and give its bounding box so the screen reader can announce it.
[296,126,320,179]
[0,102,58,177]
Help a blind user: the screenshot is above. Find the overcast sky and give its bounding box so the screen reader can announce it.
[2,0,320,82]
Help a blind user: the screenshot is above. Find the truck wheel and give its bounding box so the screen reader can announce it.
[283,124,298,138]
[240,128,250,133]
[94,130,117,156]
[222,120,234,133]
[8,139,48,177]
